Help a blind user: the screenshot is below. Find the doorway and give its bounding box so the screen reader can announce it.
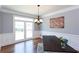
[14,16,33,41]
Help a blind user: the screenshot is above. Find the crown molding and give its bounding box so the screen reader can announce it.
[42,6,79,18]
[0,6,79,18]
[0,7,36,18]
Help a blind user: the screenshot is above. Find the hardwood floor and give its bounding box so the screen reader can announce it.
[0,38,42,53]
[0,37,78,53]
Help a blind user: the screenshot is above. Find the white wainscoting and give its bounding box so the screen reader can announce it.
[0,33,33,47]
[41,31,79,51]
[0,34,2,49]
[33,31,41,38]
[0,33,15,47]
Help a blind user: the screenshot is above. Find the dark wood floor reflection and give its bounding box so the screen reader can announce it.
[0,39,41,53]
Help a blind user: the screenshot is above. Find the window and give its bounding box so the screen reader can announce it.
[15,21,24,40]
[14,16,33,41]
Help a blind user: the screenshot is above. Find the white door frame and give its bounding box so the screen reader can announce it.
[14,20,34,43]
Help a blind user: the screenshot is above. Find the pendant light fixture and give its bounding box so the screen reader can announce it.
[34,5,43,24]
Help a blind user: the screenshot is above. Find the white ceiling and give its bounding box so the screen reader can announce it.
[2,5,73,16]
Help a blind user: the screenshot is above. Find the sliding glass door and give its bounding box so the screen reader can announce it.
[15,21,24,40]
[26,22,33,39]
[15,21,33,41]
[14,16,33,41]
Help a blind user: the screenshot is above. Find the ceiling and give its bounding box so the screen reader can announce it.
[2,5,73,16]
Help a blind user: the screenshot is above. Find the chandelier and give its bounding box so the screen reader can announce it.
[34,5,43,24]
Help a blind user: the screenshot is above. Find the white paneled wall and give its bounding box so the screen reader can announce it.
[0,33,15,47]
[34,31,41,38]
[0,34,2,49]
[41,31,79,51]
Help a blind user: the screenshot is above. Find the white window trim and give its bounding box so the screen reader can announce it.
[13,16,34,42]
